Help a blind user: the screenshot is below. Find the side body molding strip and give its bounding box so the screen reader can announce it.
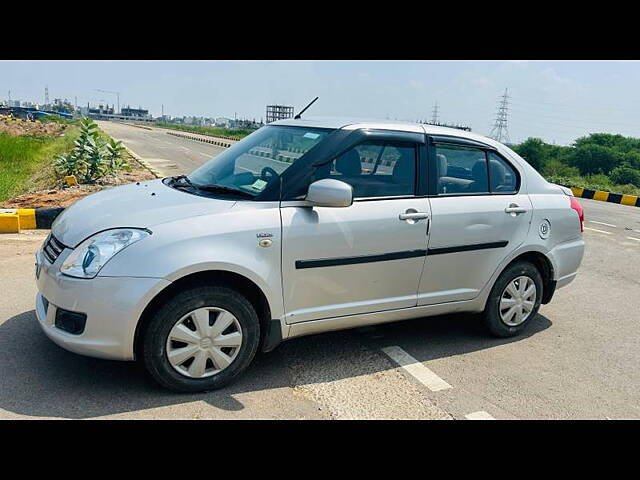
[294,242,509,269]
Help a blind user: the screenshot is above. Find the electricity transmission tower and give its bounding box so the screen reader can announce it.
[490,88,510,144]
[431,101,440,124]
[44,86,49,107]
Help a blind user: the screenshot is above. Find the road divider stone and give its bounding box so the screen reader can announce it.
[569,186,640,207]
[165,131,233,149]
[0,208,64,233]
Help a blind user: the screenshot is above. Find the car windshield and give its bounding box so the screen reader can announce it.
[186,125,334,197]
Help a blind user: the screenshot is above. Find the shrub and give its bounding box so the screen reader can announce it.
[53,118,127,183]
[568,144,622,176]
[542,158,580,177]
[610,163,640,187]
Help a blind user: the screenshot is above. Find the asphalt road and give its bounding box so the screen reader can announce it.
[97,121,230,176]
[1,123,639,419]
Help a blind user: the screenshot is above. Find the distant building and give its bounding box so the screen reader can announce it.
[89,104,115,116]
[121,106,149,118]
[87,104,153,123]
[266,105,294,123]
[215,117,232,128]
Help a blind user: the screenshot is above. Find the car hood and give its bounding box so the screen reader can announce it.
[52,179,236,247]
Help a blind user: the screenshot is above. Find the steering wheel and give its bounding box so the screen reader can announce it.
[260,166,278,182]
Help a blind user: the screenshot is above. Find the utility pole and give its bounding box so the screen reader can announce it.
[431,101,440,124]
[490,88,511,144]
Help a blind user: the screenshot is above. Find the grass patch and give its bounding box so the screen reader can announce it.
[154,122,254,140]
[0,128,79,202]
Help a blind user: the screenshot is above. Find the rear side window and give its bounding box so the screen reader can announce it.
[435,144,489,194]
[488,152,518,193]
[313,141,417,198]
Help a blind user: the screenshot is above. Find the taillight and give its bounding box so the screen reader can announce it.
[570,196,584,232]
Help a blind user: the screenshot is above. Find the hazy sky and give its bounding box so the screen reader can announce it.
[3,60,640,145]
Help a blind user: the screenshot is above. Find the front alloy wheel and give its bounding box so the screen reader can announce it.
[142,285,260,392]
[167,307,243,378]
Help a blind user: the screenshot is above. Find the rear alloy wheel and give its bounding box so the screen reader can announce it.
[142,285,260,392]
[499,276,537,327]
[484,261,543,338]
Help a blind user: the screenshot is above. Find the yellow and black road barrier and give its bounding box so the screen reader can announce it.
[0,207,65,233]
[569,186,640,207]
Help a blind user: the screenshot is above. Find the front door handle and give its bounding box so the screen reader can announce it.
[505,203,527,215]
[399,209,429,222]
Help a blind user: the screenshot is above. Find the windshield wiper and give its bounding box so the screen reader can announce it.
[170,175,195,188]
[194,184,254,198]
[169,175,253,198]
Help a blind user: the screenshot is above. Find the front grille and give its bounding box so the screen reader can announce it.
[42,234,66,264]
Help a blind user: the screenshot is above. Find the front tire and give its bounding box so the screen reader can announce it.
[483,261,543,338]
[141,285,260,392]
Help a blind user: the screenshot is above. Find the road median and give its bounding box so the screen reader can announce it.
[0,207,64,233]
[569,186,640,207]
[165,131,233,149]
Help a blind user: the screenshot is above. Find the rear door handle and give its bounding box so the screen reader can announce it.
[505,204,527,215]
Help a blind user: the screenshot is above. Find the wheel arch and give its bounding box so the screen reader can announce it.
[133,270,274,360]
[500,251,556,304]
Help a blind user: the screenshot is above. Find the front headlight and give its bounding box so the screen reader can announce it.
[60,228,151,279]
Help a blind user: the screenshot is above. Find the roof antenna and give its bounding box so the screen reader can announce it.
[294,96,319,119]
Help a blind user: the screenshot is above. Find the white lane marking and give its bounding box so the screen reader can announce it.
[381,346,452,392]
[584,227,612,235]
[627,236,640,242]
[465,411,495,420]
[589,221,617,228]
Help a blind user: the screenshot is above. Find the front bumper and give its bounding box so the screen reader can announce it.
[35,248,170,361]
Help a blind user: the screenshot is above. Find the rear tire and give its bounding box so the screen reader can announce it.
[141,285,260,392]
[483,261,543,338]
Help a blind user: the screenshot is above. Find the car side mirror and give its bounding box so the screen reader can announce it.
[305,179,353,208]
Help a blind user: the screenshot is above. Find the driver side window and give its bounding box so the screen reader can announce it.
[313,141,417,198]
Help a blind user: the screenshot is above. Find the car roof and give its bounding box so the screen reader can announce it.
[270,116,501,147]
[270,116,552,193]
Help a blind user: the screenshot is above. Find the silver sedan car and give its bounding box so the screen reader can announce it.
[35,117,585,392]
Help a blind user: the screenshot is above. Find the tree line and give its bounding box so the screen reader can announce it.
[512,133,640,189]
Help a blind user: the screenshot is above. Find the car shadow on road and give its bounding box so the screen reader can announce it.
[0,309,551,419]
[363,311,553,361]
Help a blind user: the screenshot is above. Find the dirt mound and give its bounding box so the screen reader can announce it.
[0,164,156,209]
[0,115,67,137]
[1,186,103,209]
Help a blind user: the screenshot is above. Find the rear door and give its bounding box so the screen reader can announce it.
[418,137,533,305]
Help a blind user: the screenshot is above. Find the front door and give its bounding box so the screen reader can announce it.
[418,141,533,305]
[281,139,430,324]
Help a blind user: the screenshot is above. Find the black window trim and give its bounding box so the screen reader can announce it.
[426,136,521,197]
[284,128,426,201]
